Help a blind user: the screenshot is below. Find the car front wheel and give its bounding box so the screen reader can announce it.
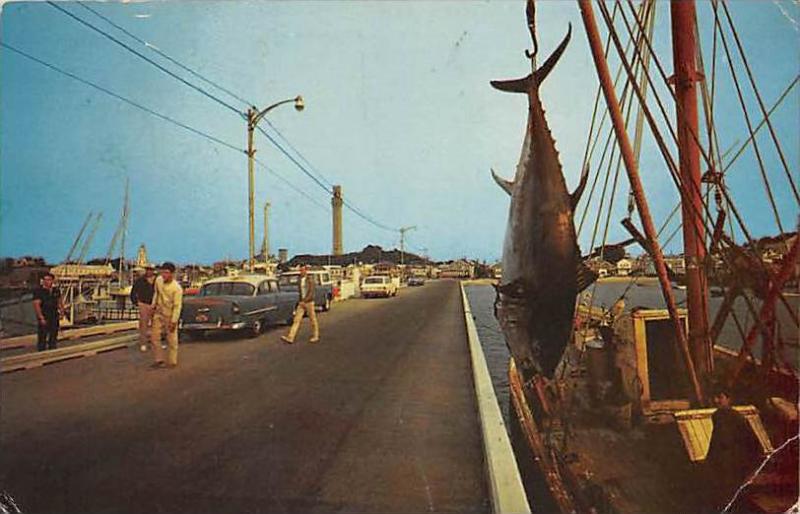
[248,320,262,338]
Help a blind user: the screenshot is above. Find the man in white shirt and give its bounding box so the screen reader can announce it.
[150,262,183,368]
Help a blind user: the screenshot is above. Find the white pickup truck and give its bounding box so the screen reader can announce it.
[361,275,399,298]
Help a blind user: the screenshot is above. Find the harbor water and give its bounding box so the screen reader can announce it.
[465,278,799,428]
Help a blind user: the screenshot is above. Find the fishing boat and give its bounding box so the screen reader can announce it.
[494,2,799,513]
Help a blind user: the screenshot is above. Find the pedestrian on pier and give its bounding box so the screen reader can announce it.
[130,265,156,352]
[150,262,183,369]
[32,272,64,351]
[281,266,320,344]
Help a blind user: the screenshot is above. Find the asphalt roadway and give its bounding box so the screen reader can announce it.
[0,279,489,514]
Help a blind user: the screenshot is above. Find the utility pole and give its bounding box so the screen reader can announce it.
[398,226,417,266]
[262,201,271,262]
[245,95,304,272]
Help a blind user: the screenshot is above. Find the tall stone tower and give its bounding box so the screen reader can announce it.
[332,185,343,256]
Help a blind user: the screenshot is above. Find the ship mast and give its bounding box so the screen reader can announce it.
[670,1,713,382]
[119,178,129,286]
[578,0,705,404]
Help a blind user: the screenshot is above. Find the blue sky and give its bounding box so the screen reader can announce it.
[1,1,798,264]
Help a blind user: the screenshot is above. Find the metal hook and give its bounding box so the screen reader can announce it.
[525,0,539,61]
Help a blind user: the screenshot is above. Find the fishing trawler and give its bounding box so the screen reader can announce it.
[493,2,799,513]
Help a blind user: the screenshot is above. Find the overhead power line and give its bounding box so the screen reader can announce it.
[255,125,398,232]
[0,42,242,153]
[255,125,333,194]
[49,2,402,235]
[77,0,345,197]
[253,157,330,212]
[343,200,398,232]
[76,1,252,110]
[47,1,243,115]
[262,119,335,188]
[1,41,330,214]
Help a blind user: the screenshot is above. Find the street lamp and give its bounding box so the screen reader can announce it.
[245,95,304,272]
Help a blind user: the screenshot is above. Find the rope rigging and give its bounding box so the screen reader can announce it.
[615,2,799,360]
[601,0,799,375]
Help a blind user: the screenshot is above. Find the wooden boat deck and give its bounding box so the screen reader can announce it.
[510,340,797,514]
[555,343,709,514]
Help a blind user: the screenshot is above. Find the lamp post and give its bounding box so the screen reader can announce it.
[246,95,304,272]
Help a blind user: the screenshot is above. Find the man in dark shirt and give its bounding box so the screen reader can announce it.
[32,273,64,351]
[706,384,763,510]
[130,265,156,352]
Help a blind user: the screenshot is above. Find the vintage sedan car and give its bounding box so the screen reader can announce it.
[407,276,426,287]
[179,275,296,339]
[278,270,334,311]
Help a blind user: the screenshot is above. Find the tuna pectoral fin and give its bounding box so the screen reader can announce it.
[570,162,590,209]
[490,168,514,195]
[576,261,599,293]
[490,75,531,94]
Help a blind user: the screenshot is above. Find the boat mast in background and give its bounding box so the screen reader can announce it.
[670,0,713,384]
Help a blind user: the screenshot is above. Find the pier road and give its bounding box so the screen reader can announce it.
[0,279,489,514]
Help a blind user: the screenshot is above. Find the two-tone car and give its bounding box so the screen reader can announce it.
[179,275,296,339]
[278,270,334,311]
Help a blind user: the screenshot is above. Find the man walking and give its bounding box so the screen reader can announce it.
[130,265,156,352]
[281,266,320,344]
[32,272,64,351]
[150,262,183,368]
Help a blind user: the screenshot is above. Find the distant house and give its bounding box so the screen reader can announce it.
[439,260,474,279]
[616,258,633,277]
[14,256,45,267]
[664,256,686,276]
[586,258,614,278]
[631,255,653,276]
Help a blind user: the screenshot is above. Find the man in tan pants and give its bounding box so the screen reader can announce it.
[130,265,156,352]
[281,266,320,344]
[150,262,183,368]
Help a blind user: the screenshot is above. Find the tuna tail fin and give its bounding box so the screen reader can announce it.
[533,24,572,85]
[576,260,599,293]
[489,24,572,93]
[570,161,590,209]
[491,168,514,196]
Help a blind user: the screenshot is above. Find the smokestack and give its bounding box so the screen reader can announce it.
[332,185,343,256]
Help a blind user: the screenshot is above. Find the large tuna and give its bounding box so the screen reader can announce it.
[491,13,594,380]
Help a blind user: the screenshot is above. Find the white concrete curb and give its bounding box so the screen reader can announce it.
[460,282,531,514]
